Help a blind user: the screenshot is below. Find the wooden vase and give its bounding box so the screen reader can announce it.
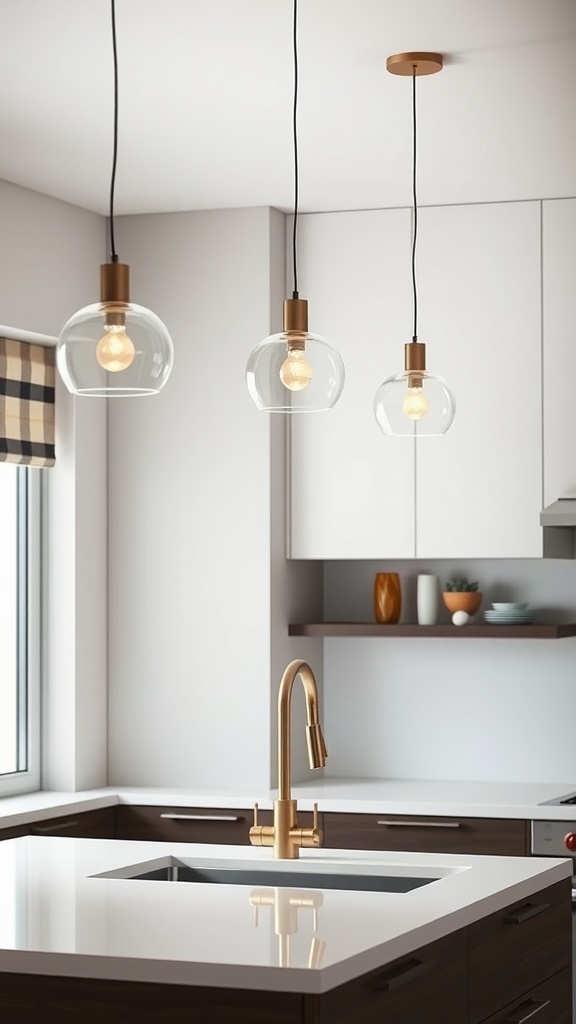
[374,572,402,624]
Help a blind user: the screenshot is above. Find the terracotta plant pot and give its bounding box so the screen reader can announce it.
[442,591,482,616]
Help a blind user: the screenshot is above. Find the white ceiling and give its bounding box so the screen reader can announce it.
[1,0,575,216]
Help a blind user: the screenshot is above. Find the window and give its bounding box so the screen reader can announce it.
[0,465,41,796]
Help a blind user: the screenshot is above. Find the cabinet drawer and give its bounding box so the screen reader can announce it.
[316,928,467,1024]
[479,966,572,1024]
[116,806,319,845]
[0,808,116,842]
[323,813,528,856]
[0,824,29,841]
[469,879,572,1023]
[116,805,254,844]
[0,973,302,1024]
[28,807,116,839]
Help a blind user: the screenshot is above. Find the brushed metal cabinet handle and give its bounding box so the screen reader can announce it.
[503,902,550,924]
[377,820,462,829]
[369,957,435,992]
[31,819,80,834]
[159,813,244,822]
[501,998,551,1023]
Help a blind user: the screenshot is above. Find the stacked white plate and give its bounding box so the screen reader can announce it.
[484,602,533,625]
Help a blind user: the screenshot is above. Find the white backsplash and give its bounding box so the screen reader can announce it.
[321,559,576,783]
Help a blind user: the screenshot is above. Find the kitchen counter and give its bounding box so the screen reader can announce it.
[2,778,576,831]
[0,835,571,994]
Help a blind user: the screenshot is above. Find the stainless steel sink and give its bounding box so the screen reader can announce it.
[109,861,439,892]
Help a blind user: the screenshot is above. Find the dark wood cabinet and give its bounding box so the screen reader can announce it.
[316,928,468,1024]
[116,805,255,844]
[0,973,303,1024]
[0,807,116,842]
[116,804,319,845]
[322,812,529,856]
[479,967,572,1024]
[468,878,572,1023]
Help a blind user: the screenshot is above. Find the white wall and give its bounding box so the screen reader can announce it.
[0,179,108,791]
[107,206,324,791]
[322,559,576,783]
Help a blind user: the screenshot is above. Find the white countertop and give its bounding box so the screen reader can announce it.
[2,779,576,831]
[0,835,571,994]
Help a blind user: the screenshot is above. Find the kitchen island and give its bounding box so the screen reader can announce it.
[0,835,572,1022]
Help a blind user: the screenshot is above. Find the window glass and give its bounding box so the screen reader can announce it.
[0,466,41,795]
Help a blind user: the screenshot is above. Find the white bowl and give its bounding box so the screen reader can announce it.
[491,602,529,611]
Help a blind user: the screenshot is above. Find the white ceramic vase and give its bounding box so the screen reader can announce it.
[417,574,439,626]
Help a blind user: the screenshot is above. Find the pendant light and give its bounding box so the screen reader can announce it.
[57,0,174,397]
[374,52,455,436]
[246,0,345,412]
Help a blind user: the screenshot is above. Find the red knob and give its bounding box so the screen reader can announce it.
[564,832,576,852]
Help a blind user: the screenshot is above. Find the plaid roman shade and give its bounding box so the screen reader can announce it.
[0,337,55,467]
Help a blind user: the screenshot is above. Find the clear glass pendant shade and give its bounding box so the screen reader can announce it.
[246,330,345,412]
[374,368,455,436]
[57,301,174,397]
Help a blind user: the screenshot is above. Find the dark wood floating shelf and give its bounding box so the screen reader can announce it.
[289,622,576,639]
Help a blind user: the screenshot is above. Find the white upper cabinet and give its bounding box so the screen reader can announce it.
[415,201,542,558]
[542,198,576,508]
[289,208,415,559]
[289,201,544,559]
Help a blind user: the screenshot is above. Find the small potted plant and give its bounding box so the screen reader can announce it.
[442,577,482,616]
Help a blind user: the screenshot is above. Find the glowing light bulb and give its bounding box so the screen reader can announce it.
[96,324,136,372]
[279,349,313,391]
[402,386,429,420]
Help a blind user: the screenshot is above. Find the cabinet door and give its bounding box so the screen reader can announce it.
[322,813,528,856]
[416,201,542,558]
[316,929,467,1024]
[543,198,576,507]
[468,878,572,1023]
[289,208,415,559]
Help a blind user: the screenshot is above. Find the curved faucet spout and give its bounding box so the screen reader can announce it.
[249,659,327,857]
[278,659,327,802]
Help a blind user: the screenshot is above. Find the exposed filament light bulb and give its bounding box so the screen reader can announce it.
[96,322,136,372]
[403,385,428,420]
[279,346,313,391]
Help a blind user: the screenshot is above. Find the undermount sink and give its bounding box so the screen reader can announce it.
[93,857,443,893]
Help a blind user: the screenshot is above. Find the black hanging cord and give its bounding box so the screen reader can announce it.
[411,67,418,342]
[291,0,299,298]
[109,0,119,263]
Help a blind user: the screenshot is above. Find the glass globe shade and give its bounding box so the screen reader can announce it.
[57,302,174,396]
[246,331,345,412]
[374,369,455,436]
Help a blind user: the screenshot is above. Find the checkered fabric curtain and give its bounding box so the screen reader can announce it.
[0,337,55,468]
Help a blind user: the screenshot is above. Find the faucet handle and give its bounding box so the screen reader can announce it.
[249,803,275,848]
[312,802,319,831]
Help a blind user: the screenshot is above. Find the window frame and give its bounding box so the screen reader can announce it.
[0,466,42,797]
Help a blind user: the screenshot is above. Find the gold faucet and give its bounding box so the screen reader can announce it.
[250,659,327,859]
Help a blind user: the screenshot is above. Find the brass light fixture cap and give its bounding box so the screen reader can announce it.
[386,52,443,76]
[100,262,130,305]
[283,298,308,349]
[405,341,427,373]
